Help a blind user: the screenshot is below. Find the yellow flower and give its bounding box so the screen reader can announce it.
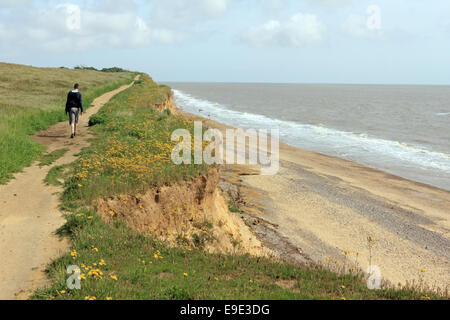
[60,290,66,294]
[249,280,253,284]
[419,268,426,273]
[341,285,346,289]
[110,275,118,281]
[214,277,219,281]
[78,184,83,188]
[88,216,94,220]
[183,273,188,277]
[106,297,113,301]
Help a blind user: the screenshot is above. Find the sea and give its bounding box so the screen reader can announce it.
[165,82,450,191]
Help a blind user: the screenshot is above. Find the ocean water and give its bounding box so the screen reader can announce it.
[166,82,450,191]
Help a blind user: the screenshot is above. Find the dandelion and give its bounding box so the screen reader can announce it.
[110,275,118,281]
[183,273,188,277]
[341,285,346,289]
[214,277,219,281]
[249,280,253,284]
[60,290,66,294]
[106,297,113,301]
[88,269,103,280]
[88,216,94,220]
[419,268,426,273]
[70,250,77,259]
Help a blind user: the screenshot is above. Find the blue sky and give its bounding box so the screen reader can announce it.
[0,0,449,84]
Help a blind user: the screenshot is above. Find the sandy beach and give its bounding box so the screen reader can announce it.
[183,111,450,292]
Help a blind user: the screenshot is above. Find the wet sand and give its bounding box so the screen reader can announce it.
[182,111,450,291]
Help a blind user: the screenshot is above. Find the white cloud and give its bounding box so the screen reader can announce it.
[0,1,179,52]
[242,13,326,47]
[0,0,233,52]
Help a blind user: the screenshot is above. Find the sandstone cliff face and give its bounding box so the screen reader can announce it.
[96,168,271,257]
[154,93,178,115]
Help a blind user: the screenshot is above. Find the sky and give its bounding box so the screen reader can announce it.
[0,0,449,84]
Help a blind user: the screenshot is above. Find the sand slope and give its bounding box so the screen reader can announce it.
[187,113,450,291]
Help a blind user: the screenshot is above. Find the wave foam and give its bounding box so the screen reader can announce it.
[173,89,450,173]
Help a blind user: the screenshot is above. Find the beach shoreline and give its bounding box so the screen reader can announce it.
[181,110,450,291]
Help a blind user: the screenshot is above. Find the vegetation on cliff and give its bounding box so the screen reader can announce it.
[32,74,442,301]
[0,62,136,184]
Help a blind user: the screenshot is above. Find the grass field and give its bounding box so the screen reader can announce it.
[0,62,136,184]
[62,74,208,204]
[32,74,444,301]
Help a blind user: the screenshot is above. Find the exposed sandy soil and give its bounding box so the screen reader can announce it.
[0,76,139,300]
[96,168,272,257]
[182,112,450,292]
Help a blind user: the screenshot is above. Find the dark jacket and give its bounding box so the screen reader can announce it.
[65,90,83,114]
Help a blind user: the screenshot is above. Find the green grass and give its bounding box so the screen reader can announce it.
[38,148,69,167]
[0,62,137,184]
[33,73,446,301]
[61,74,208,204]
[32,209,442,300]
[44,164,70,187]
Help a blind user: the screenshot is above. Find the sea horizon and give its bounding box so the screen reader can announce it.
[167,82,450,191]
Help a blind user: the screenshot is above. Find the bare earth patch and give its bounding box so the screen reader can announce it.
[0,76,139,300]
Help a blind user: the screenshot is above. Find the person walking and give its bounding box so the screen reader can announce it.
[65,83,83,139]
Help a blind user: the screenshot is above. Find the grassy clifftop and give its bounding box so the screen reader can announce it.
[0,62,136,184]
[33,74,442,301]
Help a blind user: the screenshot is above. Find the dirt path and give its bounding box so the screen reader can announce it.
[0,76,139,300]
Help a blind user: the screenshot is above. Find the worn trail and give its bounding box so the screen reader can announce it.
[0,76,138,299]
